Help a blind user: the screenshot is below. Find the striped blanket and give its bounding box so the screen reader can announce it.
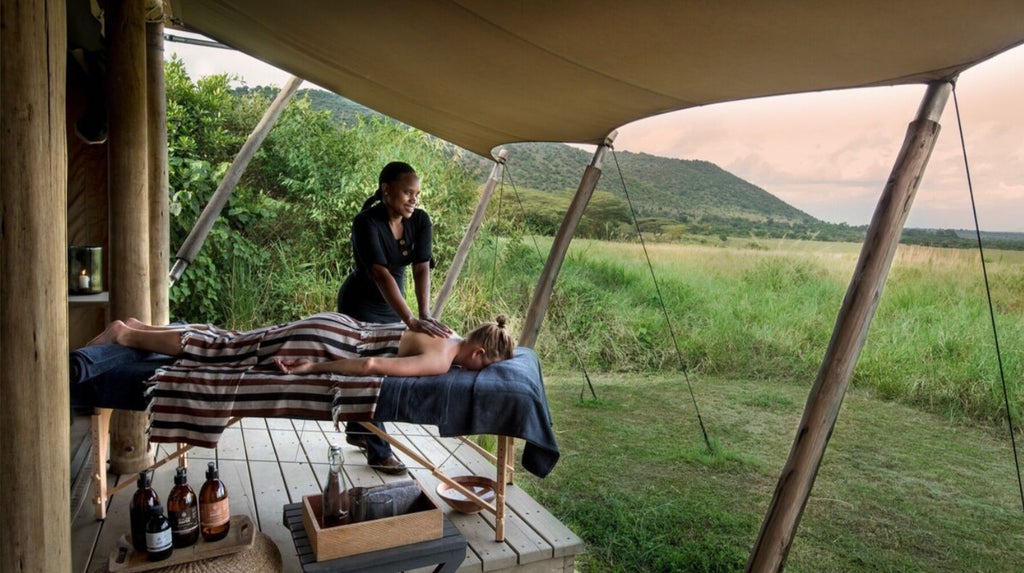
[146,313,404,448]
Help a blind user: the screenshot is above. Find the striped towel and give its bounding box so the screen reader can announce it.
[147,313,403,448]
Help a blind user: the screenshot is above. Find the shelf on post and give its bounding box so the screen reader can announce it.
[69,292,109,307]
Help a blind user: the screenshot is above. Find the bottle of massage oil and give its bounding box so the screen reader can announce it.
[167,466,200,547]
[129,470,160,553]
[199,462,230,541]
[144,503,173,562]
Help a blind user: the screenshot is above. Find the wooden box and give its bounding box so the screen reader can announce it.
[301,484,442,561]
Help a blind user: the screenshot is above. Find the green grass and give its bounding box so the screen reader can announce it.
[519,373,1024,572]
[221,232,1024,571]
[470,238,1024,427]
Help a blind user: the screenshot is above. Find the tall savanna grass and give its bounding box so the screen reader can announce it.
[455,236,1023,428]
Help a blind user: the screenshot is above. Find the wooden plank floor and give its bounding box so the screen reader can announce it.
[71,416,582,573]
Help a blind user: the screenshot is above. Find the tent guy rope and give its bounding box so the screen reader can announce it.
[951,87,1024,514]
[610,148,713,452]
[497,163,598,400]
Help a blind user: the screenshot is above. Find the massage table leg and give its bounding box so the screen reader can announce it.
[91,408,112,519]
[495,437,511,541]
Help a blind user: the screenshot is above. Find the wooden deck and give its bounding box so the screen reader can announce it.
[71,415,583,573]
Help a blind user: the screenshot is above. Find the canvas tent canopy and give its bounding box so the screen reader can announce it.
[166,0,1024,158]
[158,3,1024,570]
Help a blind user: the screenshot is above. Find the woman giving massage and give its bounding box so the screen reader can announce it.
[88,312,515,378]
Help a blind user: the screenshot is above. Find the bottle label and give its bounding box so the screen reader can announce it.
[200,499,230,527]
[169,508,200,535]
[146,528,172,553]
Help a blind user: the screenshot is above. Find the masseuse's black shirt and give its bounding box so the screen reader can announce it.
[337,202,433,322]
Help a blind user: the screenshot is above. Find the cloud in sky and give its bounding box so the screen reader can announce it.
[613,48,1024,232]
[168,36,1024,231]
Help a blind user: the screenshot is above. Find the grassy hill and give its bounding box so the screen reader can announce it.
[478,142,813,223]
[462,141,861,242]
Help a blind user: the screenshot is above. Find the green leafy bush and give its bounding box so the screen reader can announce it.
[164,60,478,325]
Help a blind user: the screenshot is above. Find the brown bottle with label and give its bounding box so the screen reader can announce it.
[129,470,160,552]
[199,461,230,542]
[145,503,173,561]
[167,466,200,547]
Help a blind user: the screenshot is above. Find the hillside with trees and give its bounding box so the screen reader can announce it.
[245,86,1024,249]
[461,142,864,243]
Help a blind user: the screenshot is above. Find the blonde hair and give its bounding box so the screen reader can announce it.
[465,315,515,360]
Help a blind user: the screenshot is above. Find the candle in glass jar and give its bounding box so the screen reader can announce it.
[78,269,90,291]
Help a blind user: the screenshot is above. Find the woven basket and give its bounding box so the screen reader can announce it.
[98,532,282,573]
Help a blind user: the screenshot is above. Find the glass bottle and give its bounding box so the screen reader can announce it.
[129,470,160,553]
[167,466,200,548]
[199,461,230,542]
[145,503,173,562]
[321,444,350,528]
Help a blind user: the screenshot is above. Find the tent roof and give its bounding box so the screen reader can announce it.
[168,1,1024,158]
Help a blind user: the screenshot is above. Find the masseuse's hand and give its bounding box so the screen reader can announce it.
[407,316,452,338]
[275,357,315,374]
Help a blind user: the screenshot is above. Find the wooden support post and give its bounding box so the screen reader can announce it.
[1,0,70,570]
[147,12,169,325]
[519,131,617,348]
[169,75,304,284]
[745,81,952,573]
[107,0,154,475]
[432,149,508,318]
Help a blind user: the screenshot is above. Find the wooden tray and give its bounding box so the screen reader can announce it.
[302,488,442,561]
[108,515,255,572]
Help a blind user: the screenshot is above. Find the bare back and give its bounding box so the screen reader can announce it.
[393,330,462,376]
[398,330,455,354]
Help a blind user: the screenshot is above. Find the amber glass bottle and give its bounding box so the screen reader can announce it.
[167,467,200,547]
[129,470,160,552]
[145,503,173,561]
[199,462,230,541]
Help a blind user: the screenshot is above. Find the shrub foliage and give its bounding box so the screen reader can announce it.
[165,59,476,326]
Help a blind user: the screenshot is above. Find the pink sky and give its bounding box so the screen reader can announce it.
[172,37,1023,232]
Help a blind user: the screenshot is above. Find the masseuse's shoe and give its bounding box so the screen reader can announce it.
[346,435,367,450]
[369,455,408,475]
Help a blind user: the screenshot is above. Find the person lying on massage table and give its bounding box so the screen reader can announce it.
[86,312,515,377]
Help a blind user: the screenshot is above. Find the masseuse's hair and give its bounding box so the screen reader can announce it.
[465,315,516,360]
[360,161,417,211]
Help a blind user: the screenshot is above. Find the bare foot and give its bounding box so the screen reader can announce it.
[86,320,126,346]
[125,317,148,330]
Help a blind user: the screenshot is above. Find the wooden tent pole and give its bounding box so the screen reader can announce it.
[107,0,154,475]
[0,0,70,570]
[169,75,303,284]
[146,7,169,325]
[519,131,617,348]
[431,148,508,318]
[745,81,952,573]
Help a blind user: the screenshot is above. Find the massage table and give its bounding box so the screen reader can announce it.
[70,345,559,541]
